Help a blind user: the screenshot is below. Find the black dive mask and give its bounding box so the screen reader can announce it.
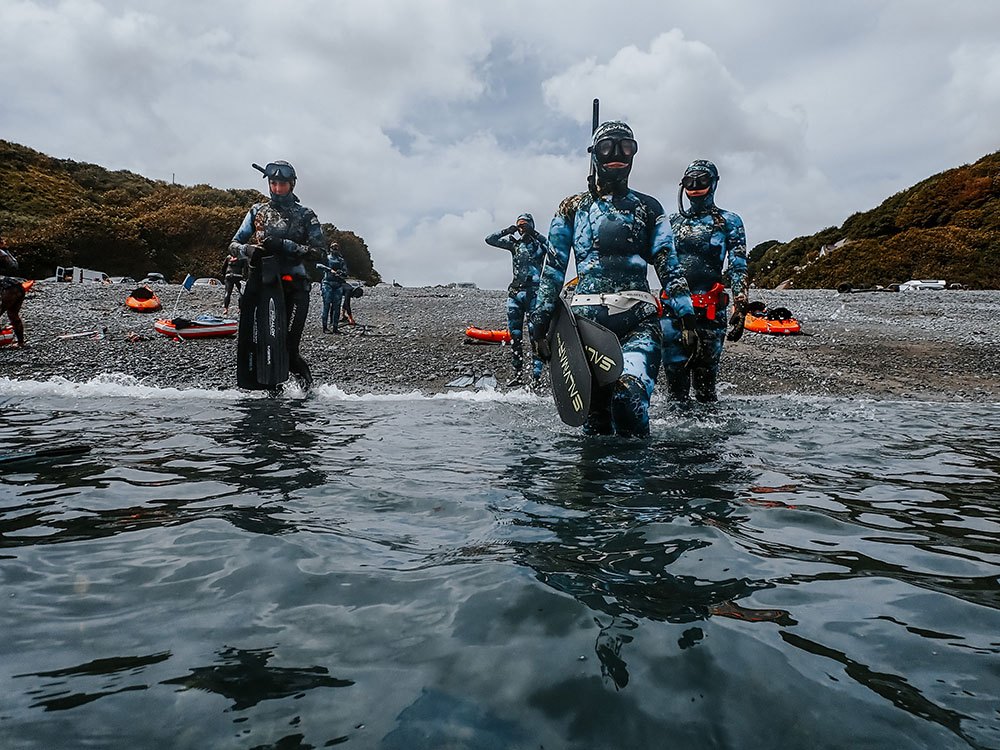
[593,137,638,162]
[681,171,714,191]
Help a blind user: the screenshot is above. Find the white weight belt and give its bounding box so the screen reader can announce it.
[570,290,658,313]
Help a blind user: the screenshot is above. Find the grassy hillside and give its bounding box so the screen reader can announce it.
[748,151,1000,289]
[0,140,382,284]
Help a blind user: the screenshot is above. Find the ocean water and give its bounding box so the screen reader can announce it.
[1,376,999,750]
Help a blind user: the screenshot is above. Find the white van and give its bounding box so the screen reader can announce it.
[55,266,111,283]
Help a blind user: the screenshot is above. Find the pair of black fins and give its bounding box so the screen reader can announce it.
[547,298,624,426]
[237,256,289,390]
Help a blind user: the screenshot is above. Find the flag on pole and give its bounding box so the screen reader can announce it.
[172,273,196,317]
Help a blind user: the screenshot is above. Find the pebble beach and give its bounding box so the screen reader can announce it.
[3,281,999,402]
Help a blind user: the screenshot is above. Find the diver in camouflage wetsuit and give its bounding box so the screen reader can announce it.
[230,160,327,387]
[660,160,748,402]
[485,213,547,385]
[529,121,697,437]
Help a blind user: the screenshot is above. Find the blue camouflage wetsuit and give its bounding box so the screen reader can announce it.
[230,173,327,383]
[319,250,348,333]
[661,160,748,402]
[485,213,547,382]
[530,122,694,437]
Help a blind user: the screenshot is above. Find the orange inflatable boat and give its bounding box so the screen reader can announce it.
[154,315,237,340]
[125,286,162,312]
[465,326,512,344]
[743,302,801,335]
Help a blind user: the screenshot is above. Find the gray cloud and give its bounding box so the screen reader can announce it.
[2,0,999,289]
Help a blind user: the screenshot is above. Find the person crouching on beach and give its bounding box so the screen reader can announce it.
[485,213,547,387]
[660,160,748,402]
[0,231,27,348]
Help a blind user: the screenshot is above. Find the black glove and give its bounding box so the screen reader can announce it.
[529,316,550,361]
[261,235,284,255]
[680,314,700,361]
[726,296,748,342]
[533,337,551,363]
[505,225,519,235]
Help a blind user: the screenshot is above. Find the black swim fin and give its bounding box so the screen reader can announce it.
[575,316,624,386]
[237,255,289,389]
[547,298,592,426]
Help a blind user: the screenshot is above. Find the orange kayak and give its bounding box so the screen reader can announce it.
[125,286,162,312]
[21,280,34,292]
[465,326,512,343]
[744,313,801,335]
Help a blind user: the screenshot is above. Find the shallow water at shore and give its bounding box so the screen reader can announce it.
[2,377,999,749]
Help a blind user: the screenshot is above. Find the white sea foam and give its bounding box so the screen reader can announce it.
[0,374,249,401]
[0,375,544,404]
[311,382,542,403]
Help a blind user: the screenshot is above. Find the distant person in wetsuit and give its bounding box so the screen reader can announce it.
[0,231,27,348]
[317,243,348,333]
[220,252,246,315]
[660,160,748,402]
[485,213,547,386]
[230,160,327,388]
[340,280,360,326]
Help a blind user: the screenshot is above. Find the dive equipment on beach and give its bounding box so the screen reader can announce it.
[154,315,238,340]
[237,252,289,389]
[743,302,801,335]
[464,326,512,344]
[0,326,15,346]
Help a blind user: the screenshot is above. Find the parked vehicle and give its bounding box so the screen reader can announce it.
[899,279,946,292]
[55,266,111,283]
[141,272,167,284]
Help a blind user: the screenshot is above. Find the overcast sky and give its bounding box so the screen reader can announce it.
[3,0,999,288]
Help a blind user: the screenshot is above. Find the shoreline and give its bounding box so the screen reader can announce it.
[2,283,999,403]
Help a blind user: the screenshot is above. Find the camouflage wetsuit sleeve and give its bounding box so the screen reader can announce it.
[484,230,516,251]
[300,208,327,260]
[723,210,748,298]
[648,200,694,318]
[230,205,260,257]
[529,195,579,337]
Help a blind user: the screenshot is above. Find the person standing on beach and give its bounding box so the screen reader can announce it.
[220,252,246,316]
[0,231,27,348]
[529,121,697,437]
[317,243,348,334]
[231,160,327,389]
[660,160,748,402]
[485,213,547,386]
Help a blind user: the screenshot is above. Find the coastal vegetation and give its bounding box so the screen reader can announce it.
[0,140,382,284]
[748,150,1000,289]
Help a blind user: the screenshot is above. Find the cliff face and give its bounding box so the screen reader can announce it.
[748,151,1000,289]
[0,140,381,284]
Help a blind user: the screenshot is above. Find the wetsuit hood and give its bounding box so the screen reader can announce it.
[677,159,719,217]
[590,120,635,196]
[516,213,535,231]
[262,160,299,209]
